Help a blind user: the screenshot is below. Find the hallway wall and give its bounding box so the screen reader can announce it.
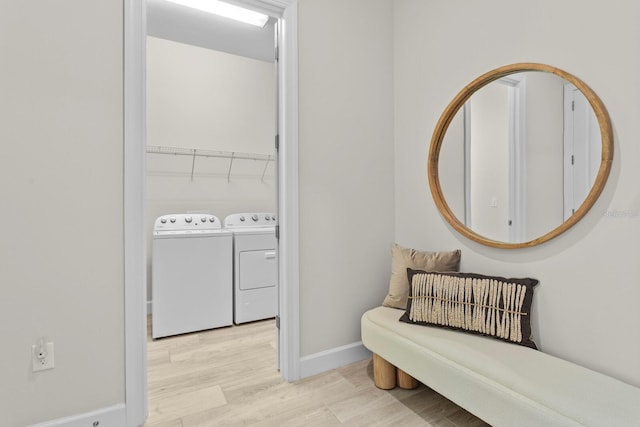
[297,0,395,358]
[0,1,124,425]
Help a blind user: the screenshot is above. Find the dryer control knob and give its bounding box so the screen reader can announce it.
[185,216,192,223]
[170,217,176,223]
[251,214,259,221]
[201,217,207,223]
[265,215,271,220]
[240,216,246,222]
[160,218,167,224]
[209,217,215,222]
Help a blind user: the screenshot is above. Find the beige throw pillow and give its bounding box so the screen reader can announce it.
[382,243,461,309]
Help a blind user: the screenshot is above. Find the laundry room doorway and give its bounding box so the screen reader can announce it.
[123,0,299,425]
[145,0,279,346]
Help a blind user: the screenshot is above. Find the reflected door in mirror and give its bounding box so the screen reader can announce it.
[563,84,601,221]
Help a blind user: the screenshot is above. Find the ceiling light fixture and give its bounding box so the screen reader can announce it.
[167,0,269,28]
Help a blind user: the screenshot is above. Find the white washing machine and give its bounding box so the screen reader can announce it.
[152,213,233,338]
[224,213,277,324]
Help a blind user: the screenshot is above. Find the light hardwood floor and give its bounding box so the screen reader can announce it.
[145,317,489,427]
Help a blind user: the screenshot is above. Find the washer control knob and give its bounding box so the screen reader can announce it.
[170,217,176,223]
[160,218,167,224]
[240,216,246,222]
[265,215,271,220]
[201,217,207,223]
[251,214,259,222]
[209,217,215,222]
[185,216,192,223]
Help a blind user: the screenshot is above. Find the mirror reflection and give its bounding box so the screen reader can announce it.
[439,71,601,244]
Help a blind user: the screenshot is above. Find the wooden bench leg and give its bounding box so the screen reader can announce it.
[397,368,419,389]
[372,353,397,389]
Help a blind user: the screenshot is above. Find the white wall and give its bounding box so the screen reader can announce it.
[0,1,124,425]
[394,0,640,386]
[146,36,276,301]
[147,36,275,154]
[298,0,395,357]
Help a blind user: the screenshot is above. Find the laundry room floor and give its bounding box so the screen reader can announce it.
[144,317,488,427]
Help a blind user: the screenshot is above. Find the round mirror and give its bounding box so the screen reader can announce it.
[428,63,613,249]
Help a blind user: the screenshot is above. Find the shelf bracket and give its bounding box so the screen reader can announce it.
[190,150,197,181]
[261,159,270,183]
[227,152,235,182]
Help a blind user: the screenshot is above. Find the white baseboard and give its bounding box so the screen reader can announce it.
[299,341,372,379]
[28,404,126,427]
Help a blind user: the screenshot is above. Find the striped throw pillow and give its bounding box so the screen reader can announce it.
[400,269,539,349]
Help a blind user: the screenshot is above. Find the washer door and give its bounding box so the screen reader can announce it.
[239,249,277,290]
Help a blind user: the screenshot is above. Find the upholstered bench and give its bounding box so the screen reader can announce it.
[361,306,640,427]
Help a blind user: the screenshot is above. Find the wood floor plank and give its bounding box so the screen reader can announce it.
[339,400,433,427]
[404,390,472,425]
[276,407,342,427]
[149,384,227,423]
[326,385,398,423]
[143,418,183,427]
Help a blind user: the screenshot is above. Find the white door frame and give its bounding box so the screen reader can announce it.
[462,75,526,242]
[123,1,299,425]
[504,75,527,243]
[563,83,601,221]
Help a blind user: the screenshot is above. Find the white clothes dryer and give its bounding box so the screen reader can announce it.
[152,213,233,338]
[224,213,277,324]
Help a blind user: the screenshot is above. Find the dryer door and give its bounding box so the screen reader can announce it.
[239,249,277,290]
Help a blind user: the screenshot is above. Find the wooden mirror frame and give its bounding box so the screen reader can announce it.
[428,63,613,249]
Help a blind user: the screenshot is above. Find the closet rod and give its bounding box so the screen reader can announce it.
[147,145,275,162]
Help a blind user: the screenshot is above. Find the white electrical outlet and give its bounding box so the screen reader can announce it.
[32,341,55,372]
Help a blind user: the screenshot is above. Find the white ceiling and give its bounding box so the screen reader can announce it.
[147,0,276,63]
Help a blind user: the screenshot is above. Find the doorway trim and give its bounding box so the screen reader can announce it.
[462,75,526,243]
[123,0,299,425]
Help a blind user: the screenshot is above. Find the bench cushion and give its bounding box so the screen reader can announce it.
[361,306,640,427]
